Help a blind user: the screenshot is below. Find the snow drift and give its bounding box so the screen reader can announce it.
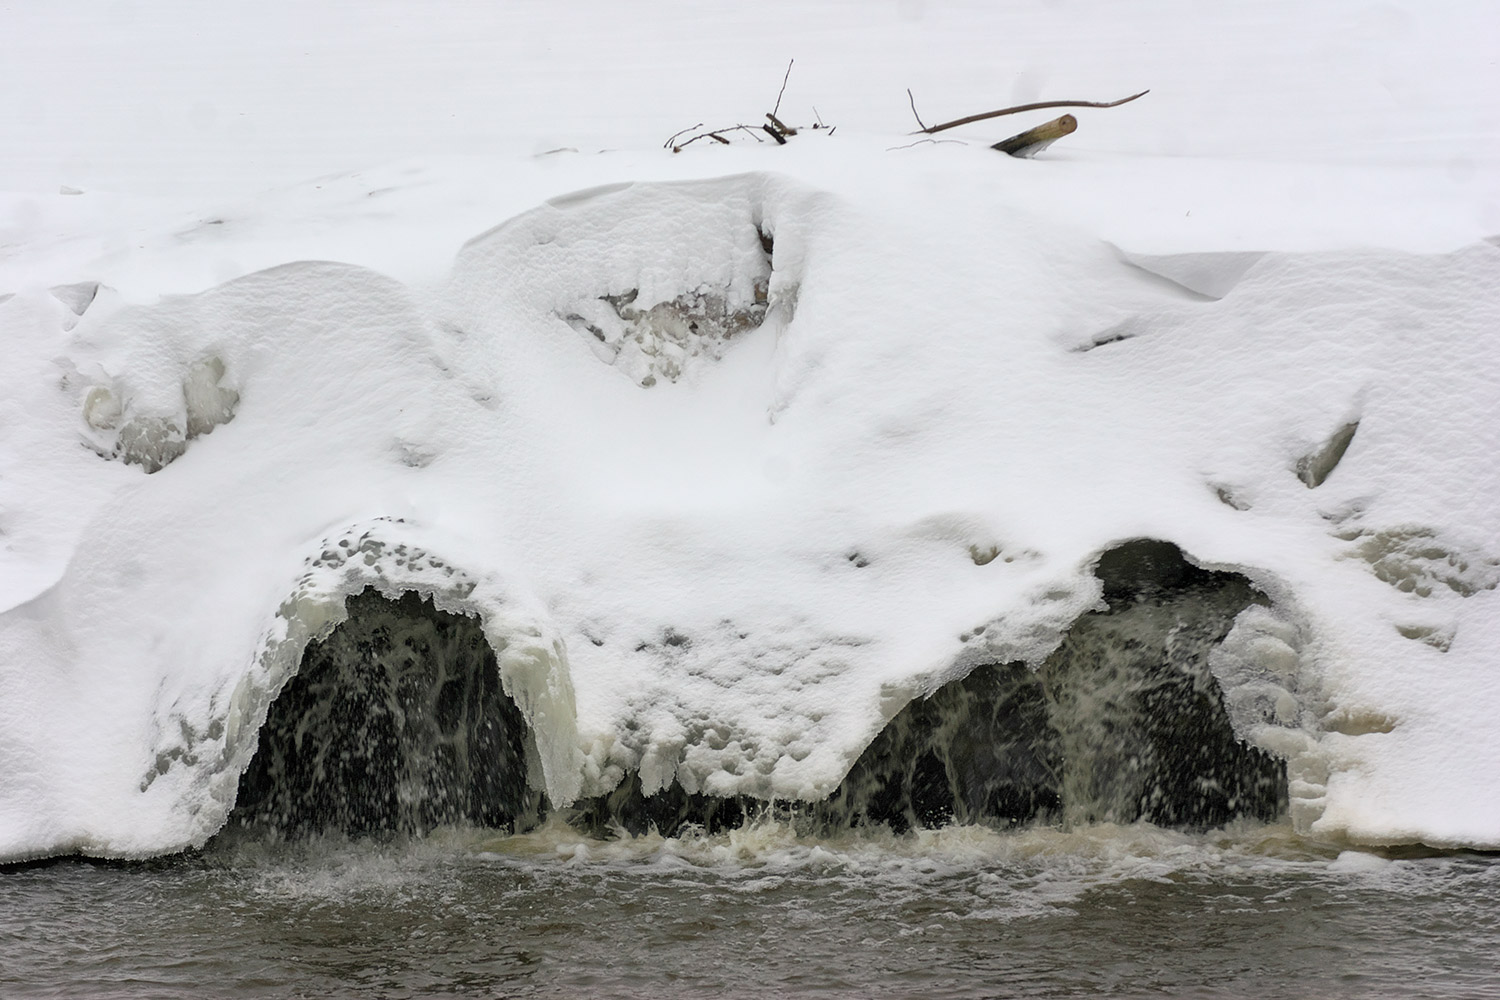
[1,169,1497,860]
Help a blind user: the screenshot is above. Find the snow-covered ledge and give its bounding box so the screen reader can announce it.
[2,172,1497,859]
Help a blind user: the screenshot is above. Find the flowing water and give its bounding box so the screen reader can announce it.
[3,821,1498,999]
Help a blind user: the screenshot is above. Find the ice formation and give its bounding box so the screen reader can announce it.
[1,166,1498,861]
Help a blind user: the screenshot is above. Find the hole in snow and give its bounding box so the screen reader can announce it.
[458,175,794,388]
[1395,624,1453,652]
[82,355,239,474]
[1295,420,1358,488]
[562,280,771,387]
[227,589,542,839]
[829,541,1285,832]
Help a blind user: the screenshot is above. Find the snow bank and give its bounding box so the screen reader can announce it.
[1,161,1497,858]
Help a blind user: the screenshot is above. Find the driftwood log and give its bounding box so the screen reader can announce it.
[993,114,1077,157]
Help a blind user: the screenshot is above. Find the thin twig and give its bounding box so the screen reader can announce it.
[673,133,714,151]
[887,137,967,151]
[906,89,928,131]
[721,124,766,142]
[667,123,767,152]
[663,123,705,149]
[916,90,1148,134]
[812,106,825,128]
[772,59,794,118]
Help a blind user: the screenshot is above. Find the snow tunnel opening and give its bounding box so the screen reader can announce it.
[227,588,543,839]
[831,539,1287,832]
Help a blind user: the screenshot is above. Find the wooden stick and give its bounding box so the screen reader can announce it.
[992,114,1077,157]
[917,90,1147,134]
[765,112,797,136]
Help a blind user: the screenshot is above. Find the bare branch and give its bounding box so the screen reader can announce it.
[663,123,704,149]
[916,90,1148,135]
[762,123,787,145]
[772,59,794,118]
[765,112,797,137]
[906,89,928,132]
[672,132,719,152]
[668,123,767,152]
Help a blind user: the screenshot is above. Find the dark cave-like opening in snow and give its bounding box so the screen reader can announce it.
[825,539,1287,833]
[228,588,541,838]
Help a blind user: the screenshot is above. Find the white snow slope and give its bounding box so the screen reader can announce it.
[1,0,1497,859]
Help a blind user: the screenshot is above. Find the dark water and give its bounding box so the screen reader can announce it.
[3,821,1498,999]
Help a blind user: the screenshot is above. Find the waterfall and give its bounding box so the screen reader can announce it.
[229,589,542,838]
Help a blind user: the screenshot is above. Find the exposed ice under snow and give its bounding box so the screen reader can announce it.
[1,0,1497,860]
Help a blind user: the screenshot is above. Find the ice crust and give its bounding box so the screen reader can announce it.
[1,165,1499,859]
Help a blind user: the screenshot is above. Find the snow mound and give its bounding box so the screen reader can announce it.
[2,170,1499,859]
[451,175,804,387]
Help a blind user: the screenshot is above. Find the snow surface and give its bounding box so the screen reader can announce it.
[1,0,1498,859]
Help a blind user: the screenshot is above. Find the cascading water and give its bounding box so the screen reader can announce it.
[228,589,542,838]
[818,662,1062,833]
[1039,541,1286,828]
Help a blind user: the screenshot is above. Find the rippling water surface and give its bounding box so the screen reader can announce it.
[3,821,1497,999]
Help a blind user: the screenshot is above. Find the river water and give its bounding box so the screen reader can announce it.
[4,819,1497,999]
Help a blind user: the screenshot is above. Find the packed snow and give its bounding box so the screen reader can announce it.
[1,0,1497,860]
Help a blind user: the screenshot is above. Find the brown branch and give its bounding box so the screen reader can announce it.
[915,90,1148,135]
[672,132,721,152]
[772,59,794,118]
[765,112,797,137]
[762,123,787,145]
[668,123,766,152]
[906,89,928,131]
